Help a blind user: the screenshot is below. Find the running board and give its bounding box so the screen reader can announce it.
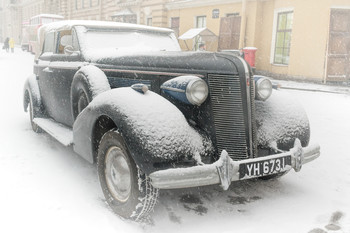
[33,118,73,146]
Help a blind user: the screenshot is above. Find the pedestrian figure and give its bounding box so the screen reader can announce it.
[9,38,15,53]
[3,37,9,52]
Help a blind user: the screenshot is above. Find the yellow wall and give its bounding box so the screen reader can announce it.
[168,3,242,50]
[255,0,331,80]
[168,0,350,82]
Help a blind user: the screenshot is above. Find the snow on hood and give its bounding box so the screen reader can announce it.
[90,88,213,160]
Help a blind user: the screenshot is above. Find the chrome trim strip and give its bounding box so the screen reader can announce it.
[101,68,204,78]
[160,86,185,93]
[236,56,254,157]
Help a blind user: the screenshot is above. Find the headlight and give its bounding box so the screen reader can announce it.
[186,78,209,105]
[161,76,209,106]
[255,76,272,101]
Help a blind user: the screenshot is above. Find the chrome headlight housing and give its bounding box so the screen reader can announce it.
[161,76,209,106]
[186,78,209,105]
[255,76,272,101]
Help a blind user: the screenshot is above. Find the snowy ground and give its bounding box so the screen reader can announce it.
[0,48,349,233]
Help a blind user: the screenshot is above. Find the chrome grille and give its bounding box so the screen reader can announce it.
[208,74,249,160]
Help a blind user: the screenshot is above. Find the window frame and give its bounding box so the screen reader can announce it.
[170,17,180,37]
[147,17,152,26]
[42,31,56,55]
[196,15,206,28]
[270,8,294,65]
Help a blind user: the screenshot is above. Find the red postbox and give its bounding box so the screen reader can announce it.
[242,47,257,68]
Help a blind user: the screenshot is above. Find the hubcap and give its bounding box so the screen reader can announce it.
[105,146,132,202]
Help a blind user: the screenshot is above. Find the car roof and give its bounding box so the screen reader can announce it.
[37,20,174,57]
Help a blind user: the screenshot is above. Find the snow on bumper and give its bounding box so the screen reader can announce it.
[149,139,320,190]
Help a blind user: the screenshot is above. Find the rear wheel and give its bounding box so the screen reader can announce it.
[97,130,159,221]
[28,94,42,133]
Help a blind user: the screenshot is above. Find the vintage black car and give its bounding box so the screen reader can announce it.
[23,20,320,221]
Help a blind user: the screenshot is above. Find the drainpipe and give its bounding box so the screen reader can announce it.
[68,0,72,19]
[99,0,103,20]
[239,0,247,49]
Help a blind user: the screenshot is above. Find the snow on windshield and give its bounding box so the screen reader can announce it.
[75,26,181,60]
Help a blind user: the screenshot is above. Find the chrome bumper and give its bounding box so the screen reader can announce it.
[149,139,320,190]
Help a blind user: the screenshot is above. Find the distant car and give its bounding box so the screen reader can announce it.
[23,20,320,221]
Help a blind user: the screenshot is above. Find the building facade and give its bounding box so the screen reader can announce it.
[1,0,349,83]
[166,0,350,83]
[0,0,23,43]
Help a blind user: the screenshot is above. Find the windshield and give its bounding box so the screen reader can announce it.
[76,26,181,57]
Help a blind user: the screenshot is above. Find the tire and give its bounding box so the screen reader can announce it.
[71,73,93,121]
[28,93,42,133]
[97,130,159,221]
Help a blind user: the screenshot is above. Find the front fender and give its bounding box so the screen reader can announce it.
[73,87,213,174]
[256,90,310,151]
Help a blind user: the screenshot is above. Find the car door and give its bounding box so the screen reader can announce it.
[36,31,57,122]
[39,29,83,127]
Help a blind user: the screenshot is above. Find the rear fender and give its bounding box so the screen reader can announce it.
[73,87,213,174]
[23,74,43,117]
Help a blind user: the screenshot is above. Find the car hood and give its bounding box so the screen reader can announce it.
[83,50,240,75]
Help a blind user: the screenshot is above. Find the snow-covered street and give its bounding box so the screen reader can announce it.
[0,49,349,233]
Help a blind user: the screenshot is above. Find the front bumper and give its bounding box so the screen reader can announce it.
[149,139,320,190]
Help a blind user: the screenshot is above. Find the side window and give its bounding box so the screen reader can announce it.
[57,30,72,54]
[56,29,80,55]
[43,32,55,53]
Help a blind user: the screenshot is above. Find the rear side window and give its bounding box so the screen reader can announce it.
[43,32,55,53]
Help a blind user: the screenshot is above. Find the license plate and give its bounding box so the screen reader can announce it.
[239,156,291,179]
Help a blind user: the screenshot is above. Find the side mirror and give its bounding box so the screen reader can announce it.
[64,45,79,56]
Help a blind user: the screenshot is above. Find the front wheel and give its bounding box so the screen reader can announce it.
[97,130,159,221]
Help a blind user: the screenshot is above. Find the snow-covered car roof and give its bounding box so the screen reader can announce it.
[37,20,175,56]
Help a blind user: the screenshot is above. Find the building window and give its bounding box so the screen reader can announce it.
[196,16,206,28]
[170,17,179,37]
[147,18,152,26]
[273,11,293,65]
[112,14,137,23]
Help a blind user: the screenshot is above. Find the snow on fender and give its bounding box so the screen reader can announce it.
[73,87,213,173]
[70,65,111,120]
[75,65,111,98]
